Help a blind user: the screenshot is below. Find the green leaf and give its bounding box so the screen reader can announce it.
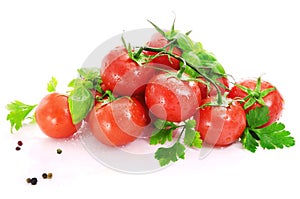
[254,122,295,150]
[77,67,100,80]
[246,106,270,128]
[241,128,259,152]
[176,33,194,52]
[192,42,203,53]
[47,76,58,92]
[68,86,94,124]
[191,132,202,148]
[6,101,37,133]
[182,51,201,67]
[183,120,202,148]
[150,128,173,145]
[150,119,178,145]
[155,142,186,167]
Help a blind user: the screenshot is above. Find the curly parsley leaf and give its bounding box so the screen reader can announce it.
[241,129,259,152]
[242,106,295,152]
[151,119,202,166]
[150,128,173,145]
[150,119,178,145]
[155,142,185,167]
[183,120,202,148]
[246,106,270,128]
[254,123,295,150]
[6,101,37,133]
[47,76,58,92]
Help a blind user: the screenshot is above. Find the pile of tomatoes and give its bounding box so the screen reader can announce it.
[8,21,289,161]
[33,28,283,148]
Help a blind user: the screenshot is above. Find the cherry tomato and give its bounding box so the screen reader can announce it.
[195,98,246,147]
[145,32,182,70]
[145,72,201,122]
[101,46,155,96]
[227,79,284,127]
[87,97,150,146]
[35,93,81,138]
[198,76,229,99]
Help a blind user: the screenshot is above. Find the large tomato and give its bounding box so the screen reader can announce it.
[101,46,155,96]
[35,93,81,138]
[145,32,182,70]
[87,97,149,146]
[145,72,201,122]
[227,78,284,127]
[195,98,246,147]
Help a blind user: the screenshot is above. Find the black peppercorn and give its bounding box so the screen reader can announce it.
[30,177,38,185]
[42,173,48,179]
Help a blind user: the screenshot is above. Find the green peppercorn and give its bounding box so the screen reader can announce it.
[56,148,62,154]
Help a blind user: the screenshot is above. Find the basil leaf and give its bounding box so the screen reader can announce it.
[68,86,94,124]
[176,33,194,52]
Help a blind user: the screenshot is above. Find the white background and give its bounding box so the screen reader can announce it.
[0,0,299,198]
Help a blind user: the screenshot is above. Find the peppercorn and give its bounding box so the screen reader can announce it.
[42,173,48,179]
[17,141,23,146]
[47,173,53,179]
[26,178,31,183]
[56,148,62,154]
[15,146,21,151]
[30,178,38,185]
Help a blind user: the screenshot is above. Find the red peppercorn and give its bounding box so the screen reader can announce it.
[17,141,23,146]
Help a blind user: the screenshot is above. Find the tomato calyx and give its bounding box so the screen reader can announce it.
[121,36,152,66]
[234,76,276,109]
[94,90,117,108]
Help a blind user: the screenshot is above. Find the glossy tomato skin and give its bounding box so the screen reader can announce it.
[195,98,246,147]
[101,46,155,96]
[145,32,182,70]
[35,93,81,138]
[145,72,201,122]
[198,77,229,99]
[227,79,284,127]
[87,97,149,146]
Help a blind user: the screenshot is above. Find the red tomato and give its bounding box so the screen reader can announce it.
[101,46,155,96]
[195,98,246,147]
[198,76,229,99]
[87,97,150,146]
[145,32,182,70]
[227,79,284,127]
[145,72,201,122]
[35,93,81,138]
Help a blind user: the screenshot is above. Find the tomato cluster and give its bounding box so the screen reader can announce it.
[34,29,283,148]
[7,20,290,166]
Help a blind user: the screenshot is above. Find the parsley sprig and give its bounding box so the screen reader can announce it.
[6,77,58,133]
[241,106,295,152]
[150,119,202,166]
